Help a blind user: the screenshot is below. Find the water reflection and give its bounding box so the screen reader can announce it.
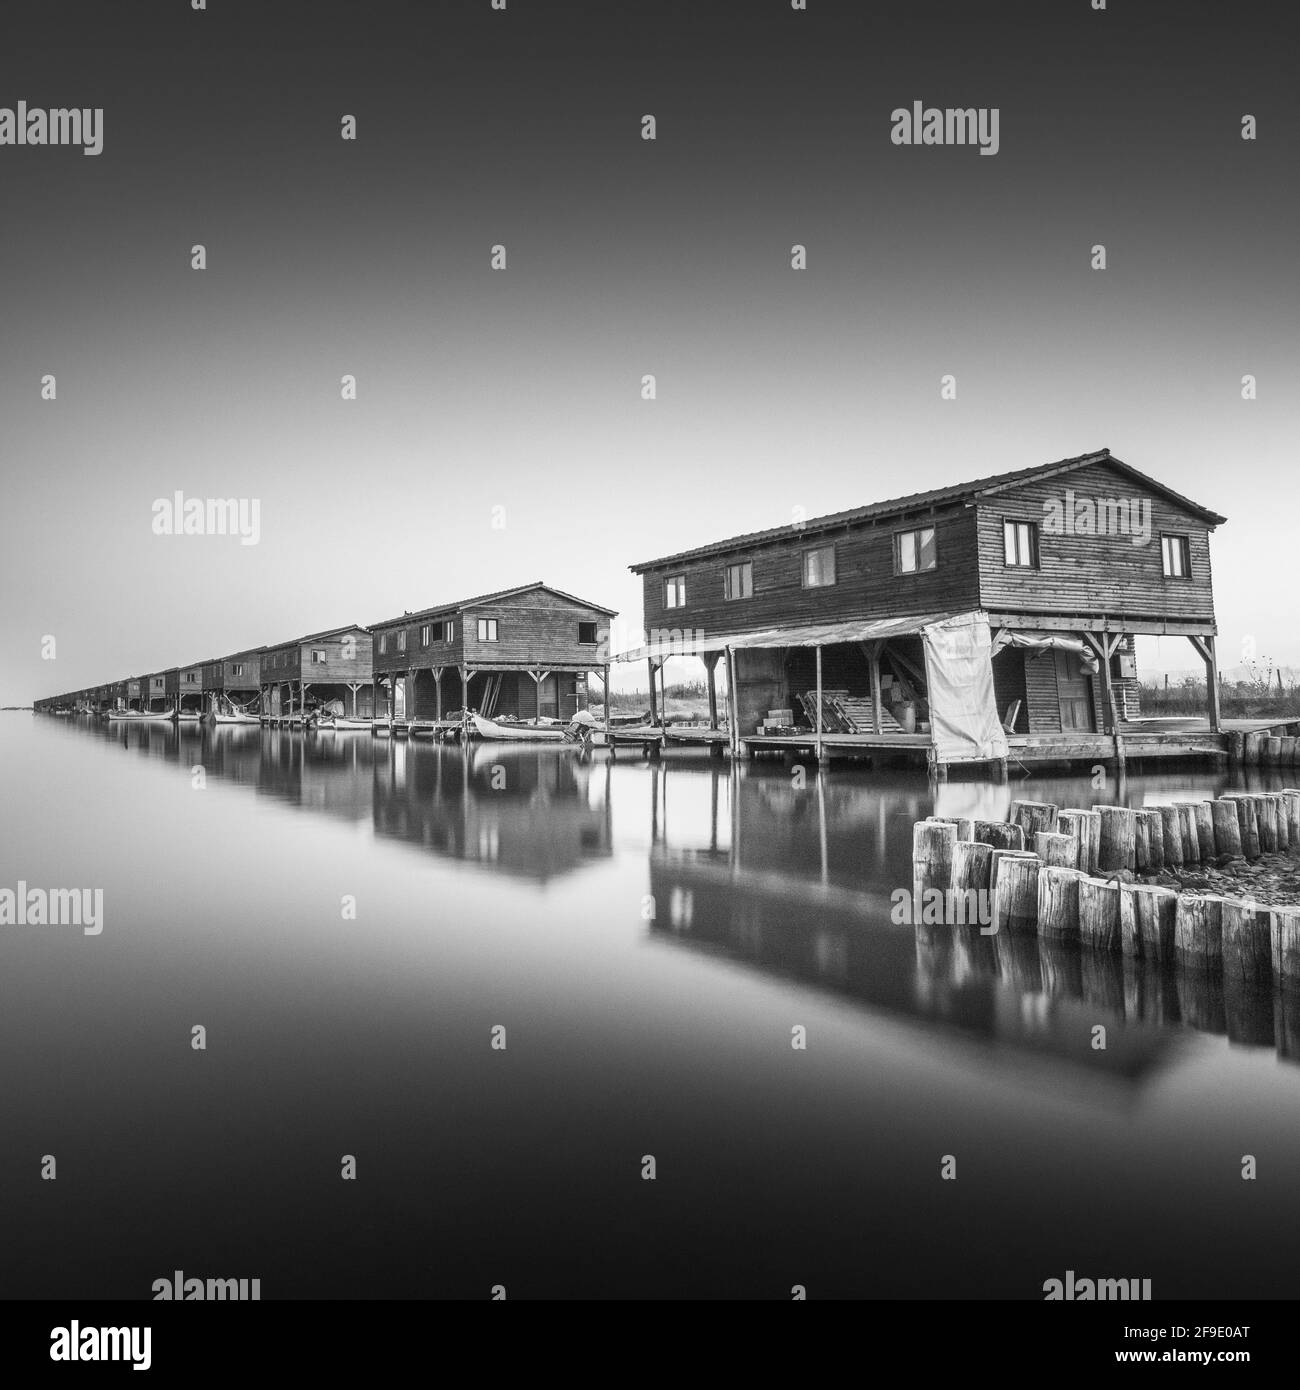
[75,718,1300,1068]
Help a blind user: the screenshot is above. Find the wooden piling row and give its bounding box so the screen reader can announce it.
[911,795,1300,989]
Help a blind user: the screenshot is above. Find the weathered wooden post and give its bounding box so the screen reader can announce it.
[1159,805,1185,866]
[953,840,994,894]
[1134,813,1152,870]
[1263,736,1283,768]
[1268,793,1288,852]
[989,848,1037,889]
[1175,894,1225,967]
[1221,899,1271,988]
[1192,801,1216,860]
[1134,884,1178,962]
[926,815,975,842]
[1244,731,1265,766]
[913,821,957,897]
[1118,882,1143,957]
[1256,794,1279,854]
[1138,808,1165,870]
[973,821,1024,851]
[993,856,1041,935]
[1279,735,1298,766]
[1034,831,1079,868]
[1097,807,1136,872]
[1272,907,1300,991]
[1284,789,1300,847]
[1210,800,1243,858]
[1010,800,1058,839]
[1078,877,1122,951]
[1177,804,1201,864]
[1233,795,1262,859]
[1061,809,1100,873]
[1037,866,1085,941]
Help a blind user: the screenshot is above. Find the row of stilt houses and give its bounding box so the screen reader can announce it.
[33,449,1299,772]
[36,583,618,738]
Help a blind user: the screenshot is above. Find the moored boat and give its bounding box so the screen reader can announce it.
[107,707,176,722]
[470,712,569,742]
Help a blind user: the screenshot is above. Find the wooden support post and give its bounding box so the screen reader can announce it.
[602,664,611,748]
[1097,806,1136,872]
[1271,908,1300,991]
[1010,800,1058,839]
[953,840,993,894]
[1139,808,1165,870]
[1078,878,1122,952]
[726,645,740,757]
[647,658,659,724]
[1222,899,1271,988]
[993,856,1040,935]
[1037,866,1084,941]
[1177,804,1201,864]
[814,644,823,763]
[913,821,957,897]
[1035,831,1079,868]
[1134,884,1178,962]
[1160,805,1185,865]
[1192,801,1216,859]
[1211,799,1243,857]
[705,653,719,730]
[868,641,883,735]
[1175,894,1225,967]
[972,820,1025,851]
[1257,794,1279,853]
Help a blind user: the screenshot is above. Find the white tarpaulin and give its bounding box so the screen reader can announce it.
[990,630,1087,656]
[921,612,1009,763]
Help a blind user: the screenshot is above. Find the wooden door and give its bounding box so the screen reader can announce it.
[538,675,559,719]
[1055,650,1094,731]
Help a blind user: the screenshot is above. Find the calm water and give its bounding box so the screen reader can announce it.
[3,714,1299,1299]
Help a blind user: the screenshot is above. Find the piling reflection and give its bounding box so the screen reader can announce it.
[646,760,1294,1074]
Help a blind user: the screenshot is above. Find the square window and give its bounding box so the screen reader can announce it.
[1002,519,1038,567]
[1162,535,1190,578]
[802,546,835,587]
[895,527,937,574]
[311,649,327,664]
[477,618,499,641]
[578,621,598,644]
[725,561,753,600]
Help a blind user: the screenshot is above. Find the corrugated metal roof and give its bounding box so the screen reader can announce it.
[628,449,1227,572]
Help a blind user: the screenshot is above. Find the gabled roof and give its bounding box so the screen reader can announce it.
[369,581,617,629]
[262,623,370,651]
[628,449,1227,572]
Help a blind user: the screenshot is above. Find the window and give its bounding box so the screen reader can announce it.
[1161,534,1190,578]
[185,673,197,683]
[724,561,753,600]
[379,634,388,655]
[665,574,686,609]
[396,630,407,652]
[895,527,937,574]
[802,545,836,588]
[578,621,598,644]
[1003,519,1038,568]
[231,664,243,676]
[311,649,327,664]
[445,620,456,642]
[420,625,431,647]
[477,618,499,641]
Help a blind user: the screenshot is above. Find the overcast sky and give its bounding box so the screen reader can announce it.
[2,0,1296,703]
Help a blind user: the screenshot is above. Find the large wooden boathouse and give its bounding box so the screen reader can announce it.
[368,582,615,729]
[624,449,1237,774]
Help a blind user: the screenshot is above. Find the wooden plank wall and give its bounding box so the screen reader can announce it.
[976,460,1216,621]
[640,506,982,640]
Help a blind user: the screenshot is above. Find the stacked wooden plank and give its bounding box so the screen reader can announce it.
[799,689,902,734]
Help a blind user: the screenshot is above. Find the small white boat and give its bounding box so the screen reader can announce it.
[108,707,176,722]
[314,715,372,731]
[213,710,261,725]
[176,710,203,723]
[470,713,569,742]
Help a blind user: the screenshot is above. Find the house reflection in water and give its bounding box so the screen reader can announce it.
[372,741,612,882]
[644,761,1300,1076]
